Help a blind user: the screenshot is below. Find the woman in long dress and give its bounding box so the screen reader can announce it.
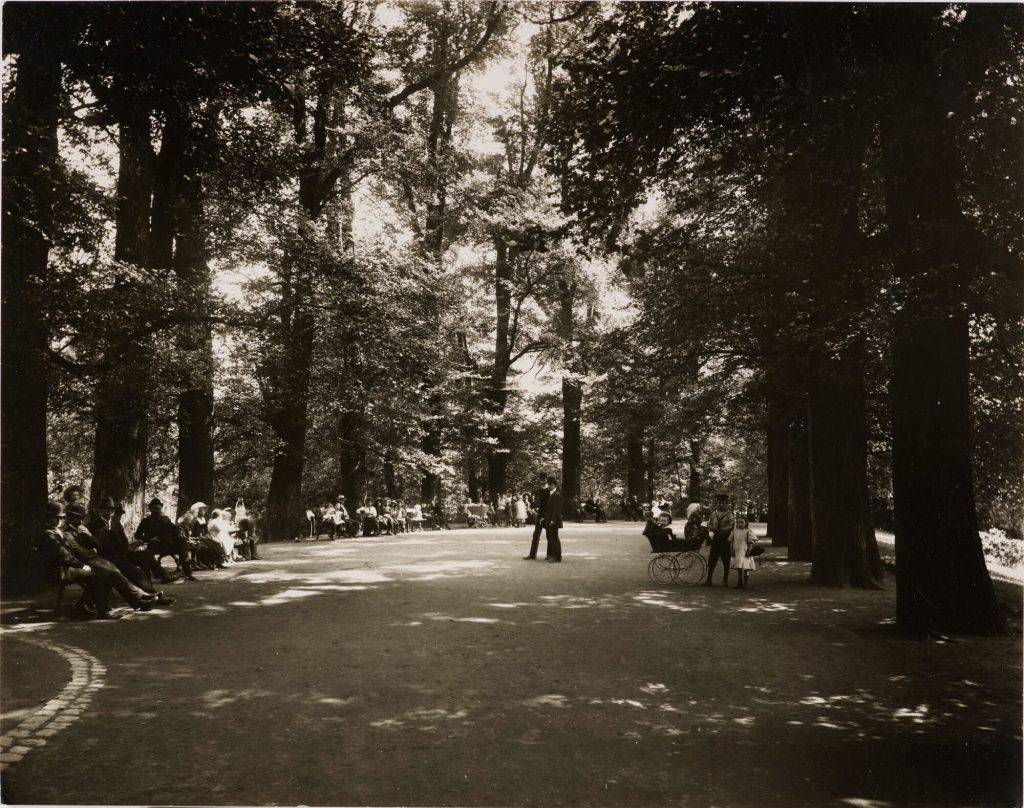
[208,509,238,564]
[513,495,528,527]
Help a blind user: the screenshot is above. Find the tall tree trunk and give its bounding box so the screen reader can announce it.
[418,76,458,497]
[562,377,583,512]
[766,401,790,547]
[384,462,398,499]
[787,410,813,561]
[468,466,480,503]
[0,24,62,591]
[263,270,315,541]
[420,421,440,504]
[90,105,154,528]
[174,175,215,514]
[891,310,1006,632]
[339,411,367,505]
[262,86,344,540]
[809,345,883,587]
[881,7,1007,634]
[686,438,703,504]
[486,239,513,500]
[645,440,656,504]
[626,423,645,499]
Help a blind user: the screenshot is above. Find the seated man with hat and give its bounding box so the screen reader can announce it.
[88,496,177,591]
[43,502,165,616]
[135,497,194,580]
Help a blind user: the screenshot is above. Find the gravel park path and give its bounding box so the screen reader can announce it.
[2,523,1021,807]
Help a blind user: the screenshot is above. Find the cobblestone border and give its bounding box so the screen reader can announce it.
[0,637,106,771]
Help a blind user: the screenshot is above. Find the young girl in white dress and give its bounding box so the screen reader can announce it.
[730,517,759,588]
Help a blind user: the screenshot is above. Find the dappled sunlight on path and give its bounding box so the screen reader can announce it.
[1,523,1020,807]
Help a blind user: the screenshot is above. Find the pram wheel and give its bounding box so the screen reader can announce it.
[673,551,707,585]
[647,554,678,584]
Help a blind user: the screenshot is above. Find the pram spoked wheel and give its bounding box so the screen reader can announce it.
[672,551,707,585]
[647,554,678,584]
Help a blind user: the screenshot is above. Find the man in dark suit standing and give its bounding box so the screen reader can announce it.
[544,476,563,562]
[523,475,551,560]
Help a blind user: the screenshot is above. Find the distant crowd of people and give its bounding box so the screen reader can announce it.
[298,491,572,538]
[298,497,453,540]
[622,494,768,525]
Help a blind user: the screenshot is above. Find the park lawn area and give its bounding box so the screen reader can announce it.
[1,522,1021,807]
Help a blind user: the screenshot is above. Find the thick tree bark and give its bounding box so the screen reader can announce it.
[0,27,62,591]
[561,377,583,512]
[626,424,645,499]
[90,105,155,528]
[786,410,813,561]
[881,7,1007,634]
[178,387,214,512]
[808,345,884,587]
[90,380,149,526]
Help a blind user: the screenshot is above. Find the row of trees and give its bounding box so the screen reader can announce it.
[547,3,1021,634]
[3,3,1019,636]
[3,2,640,580]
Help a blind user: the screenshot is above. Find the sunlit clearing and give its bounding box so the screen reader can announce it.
[522,694,570,708]
[383,560,495,574]
[242,569,391,584]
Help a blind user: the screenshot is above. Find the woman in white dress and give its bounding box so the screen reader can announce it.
[512,495,528,527]
[730,517,758,588]
[208,509,239,564]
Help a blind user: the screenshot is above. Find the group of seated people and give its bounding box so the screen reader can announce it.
[173,499,261,569]
[36,486,261,620]
[463,493,545,528]
[298,496,451,541]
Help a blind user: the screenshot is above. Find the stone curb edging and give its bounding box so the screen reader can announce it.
[0,637,106,772]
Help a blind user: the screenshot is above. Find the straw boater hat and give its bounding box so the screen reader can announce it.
[190,502,207,513]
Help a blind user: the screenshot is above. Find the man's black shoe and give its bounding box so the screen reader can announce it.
[523,556,536,560]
